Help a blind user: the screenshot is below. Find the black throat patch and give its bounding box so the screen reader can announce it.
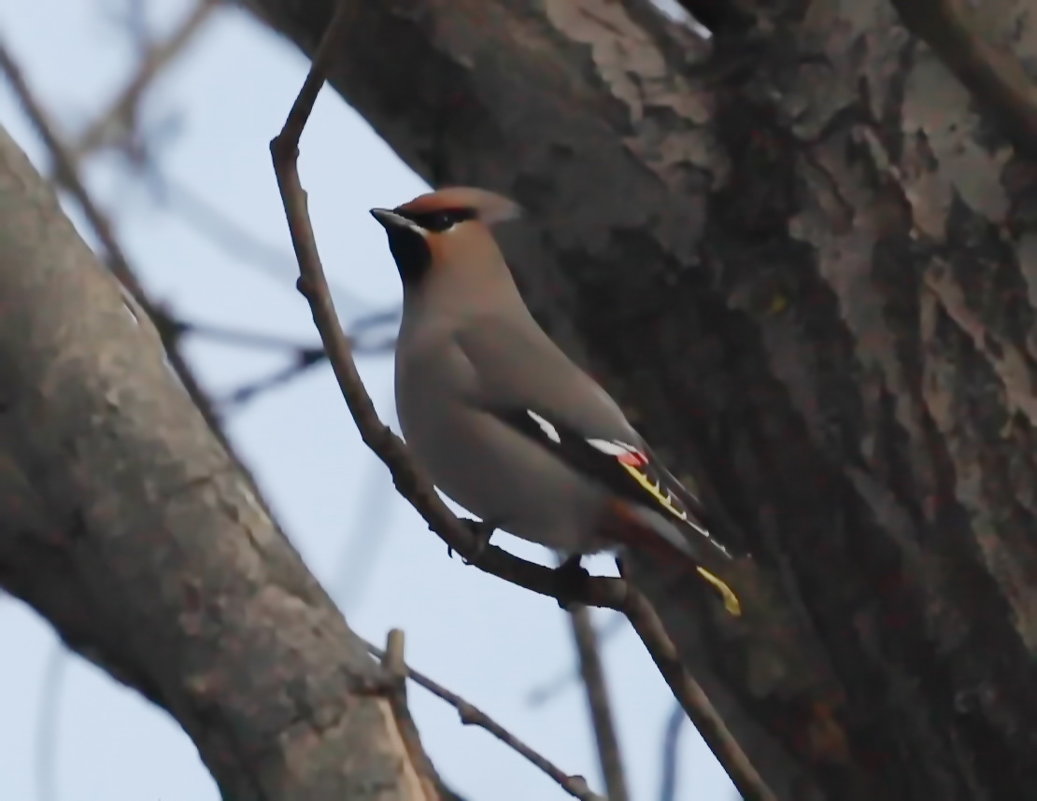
[385,226,431,286]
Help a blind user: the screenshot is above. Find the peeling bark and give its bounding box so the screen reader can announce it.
[243,0,1037,798]
[0,125,440,801]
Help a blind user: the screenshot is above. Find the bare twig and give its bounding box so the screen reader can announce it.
[658,702,687,801]
[324,379,399,617]
[0,40,139,294]
[364,637,605,801]
[371,628,446,800]
[566,602,629,801]
[71,0,219,160]
[175,317,321,353]
[527,612,626,707]
[34,643,67,801]
[180,318,327,408]
[892,0,1037,158]
[347,307,401,354]
[272,0,612,604]
[218,351,326,409]
[176,315,392,409]
[381,629,407,682]
[107,0,154,55]
[268,6,777,801]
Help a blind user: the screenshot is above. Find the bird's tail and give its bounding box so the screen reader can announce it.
[605,500,742,616]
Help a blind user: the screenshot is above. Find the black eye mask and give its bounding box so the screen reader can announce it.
[397,207,476,233]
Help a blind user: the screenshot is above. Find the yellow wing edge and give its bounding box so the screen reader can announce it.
[696,567,742,617]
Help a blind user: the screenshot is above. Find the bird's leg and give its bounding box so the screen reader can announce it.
[553,554,590,610]
[458,518,497,563]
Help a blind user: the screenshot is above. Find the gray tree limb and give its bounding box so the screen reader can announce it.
[0,123,439,801]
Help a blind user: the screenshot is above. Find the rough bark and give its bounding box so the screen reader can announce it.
[242,1,1037,799]
[0,125,441,801]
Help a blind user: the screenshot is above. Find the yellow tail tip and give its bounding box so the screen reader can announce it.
[696,567,742,616]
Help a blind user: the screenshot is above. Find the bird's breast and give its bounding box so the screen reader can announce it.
[394,340,605,553]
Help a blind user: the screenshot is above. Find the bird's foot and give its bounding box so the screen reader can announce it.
[457,518,496,564]
[553,554,590,610]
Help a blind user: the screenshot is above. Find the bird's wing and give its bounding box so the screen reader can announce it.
[453,315,733,561]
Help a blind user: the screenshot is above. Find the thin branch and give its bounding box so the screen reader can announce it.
[566,602,629,801]
[658,702,687,801]
[527,612,626,707]
[381,629,406,680]
[347,307,401,353]
[180,314,393,410]
[0,40,138,293]
[106,0,154,56]
[175,317,321,353]
[34,643,67,801]
[892,0,1037,159]
[272,0,614,606]
[331,447,398,611]
[370,628,447,799]
[268,7,777,801]
[269,0,621,612]
[219,352,325,409]
[616,559,775,801]
[364,637,605,801]
[180,315,392,410]
[70,0,220,160]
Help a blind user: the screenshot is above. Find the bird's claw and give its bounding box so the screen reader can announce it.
[553,555,590,610]
[460,518,496,564]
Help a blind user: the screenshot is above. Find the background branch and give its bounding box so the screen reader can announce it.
[70,0,219,161]
[33,644,66,801]
[0,36,227,457]
[0,33,300,575]
[527,613,626,707]
[565,603,629,801]
[218,348,327,409]
[658,702,687,801]
[891,0,1037,158]
[158,175,382,318]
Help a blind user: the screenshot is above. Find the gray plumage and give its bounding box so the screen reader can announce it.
[371,187,740,615]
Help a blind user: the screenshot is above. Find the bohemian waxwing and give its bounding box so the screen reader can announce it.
[370,187,741,616]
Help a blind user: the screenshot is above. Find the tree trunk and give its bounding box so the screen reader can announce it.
[242,1,1037,798]
[0,125,443,801]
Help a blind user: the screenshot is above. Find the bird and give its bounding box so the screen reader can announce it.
[369,186,742,616]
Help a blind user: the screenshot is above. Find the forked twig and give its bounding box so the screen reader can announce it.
[365,636,605,801]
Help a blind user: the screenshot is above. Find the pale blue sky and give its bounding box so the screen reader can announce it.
[0,2,732,800]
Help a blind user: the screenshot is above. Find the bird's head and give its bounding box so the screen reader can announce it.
[370,187,521,287]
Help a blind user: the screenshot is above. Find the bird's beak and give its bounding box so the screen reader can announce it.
[369,208,426,237]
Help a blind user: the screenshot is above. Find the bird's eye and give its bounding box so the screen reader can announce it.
[432,212,455,230]
[403,207,474,232]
